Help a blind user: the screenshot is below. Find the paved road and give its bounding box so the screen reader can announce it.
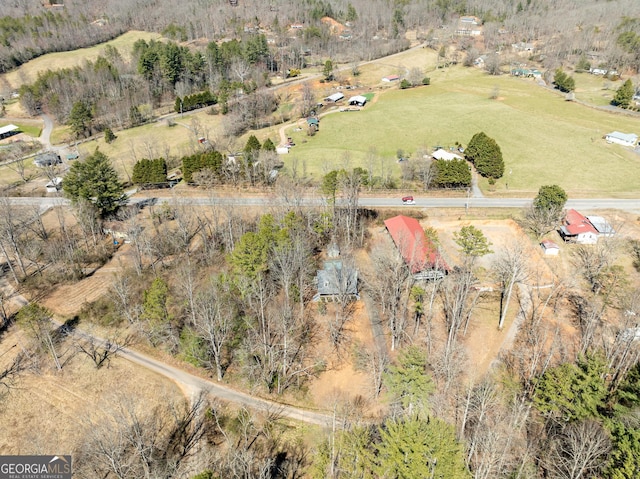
[5,194,640,214]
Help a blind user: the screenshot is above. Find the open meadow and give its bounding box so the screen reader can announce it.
[283,64,640,197]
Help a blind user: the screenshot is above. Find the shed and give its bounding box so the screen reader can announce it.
[541,240,560,256]
[348,95,367,107]
[605,131,638,147]
[382,75,400,82]
[325,92,344,102]
[276,147,289,155]
[307,117,319,128]
[0,124,19,140]
[45,177,63,193]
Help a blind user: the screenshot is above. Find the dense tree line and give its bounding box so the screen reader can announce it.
[3,0,640,92]
[132,158,168,185]
[0,10,124,74]
[175,91,217,114]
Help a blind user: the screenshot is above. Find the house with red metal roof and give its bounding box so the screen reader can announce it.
[383,215,448,280]
[559,209,598,244]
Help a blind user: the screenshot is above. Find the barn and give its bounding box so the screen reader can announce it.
[559,209,599,244]
[383,215,448,280]
[325,92,344,102]
[348,95,367,107]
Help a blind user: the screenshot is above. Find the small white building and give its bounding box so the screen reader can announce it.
[45,177,63,193]
[348,95,367,106]
[325,92,344,102]
[431,148,463,161]
[605,131,638,147]
[540,240,560,256]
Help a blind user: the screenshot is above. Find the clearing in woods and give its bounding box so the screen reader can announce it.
[0,31,162,90]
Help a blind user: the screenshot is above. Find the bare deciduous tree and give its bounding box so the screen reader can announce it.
[75,332,133,369]
[494,241,530,330]
[78,392,208,479]
[192,276,235,381]
[542,419,611,479]
[371,244,413,351]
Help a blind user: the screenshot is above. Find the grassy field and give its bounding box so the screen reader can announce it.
[573,72,622,106]
[0,120,41,138]
[3,34,640,198]
[282,64,640,197]
[76,110,233,177]
[0,31,162,90]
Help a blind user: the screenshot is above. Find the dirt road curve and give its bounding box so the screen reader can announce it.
[0,277,332,427]
[121,346,332,426]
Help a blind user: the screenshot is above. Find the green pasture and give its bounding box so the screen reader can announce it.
[572,72,623,106]
[0,31,162,90]
[283,66,640,197]
[0,121,41,138]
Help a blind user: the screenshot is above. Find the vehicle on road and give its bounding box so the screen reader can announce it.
[402,196,415,205]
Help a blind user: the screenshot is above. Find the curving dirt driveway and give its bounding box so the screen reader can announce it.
[0,277,332,427]
[38,112,54,150]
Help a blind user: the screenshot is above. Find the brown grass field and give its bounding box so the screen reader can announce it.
[0,326,184,455]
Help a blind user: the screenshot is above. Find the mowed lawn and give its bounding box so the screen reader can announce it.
[285,66,640,197]
[0,31,161,90]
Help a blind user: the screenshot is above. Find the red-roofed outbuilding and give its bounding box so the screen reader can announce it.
[384,215,448,280]
[559,209,598,244]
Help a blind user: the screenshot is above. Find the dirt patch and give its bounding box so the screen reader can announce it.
[308,301,377,408]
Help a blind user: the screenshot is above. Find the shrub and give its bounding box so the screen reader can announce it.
[104,127,116,144]
[465,132,505,179]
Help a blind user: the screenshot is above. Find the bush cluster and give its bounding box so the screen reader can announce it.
[465,132,505,179]
[132,158,168,184]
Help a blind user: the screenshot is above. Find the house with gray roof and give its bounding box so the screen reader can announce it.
[313,260,359,301]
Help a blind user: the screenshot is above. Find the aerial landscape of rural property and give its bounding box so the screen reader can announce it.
[1,0,640,477]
